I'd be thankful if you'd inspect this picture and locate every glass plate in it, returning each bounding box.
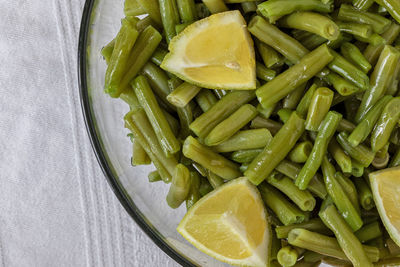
[78,0,227,266]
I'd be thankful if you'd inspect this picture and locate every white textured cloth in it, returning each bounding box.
[0,1,176,266]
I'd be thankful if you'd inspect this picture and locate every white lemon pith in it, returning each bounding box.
[370,167,400,246]
[161,10,256,90]
[177,177,270,267]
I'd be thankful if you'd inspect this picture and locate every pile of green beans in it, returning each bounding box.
[103,0,400,266]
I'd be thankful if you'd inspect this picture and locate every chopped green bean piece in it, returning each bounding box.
[296,111,342,190]
[259,183,307,225]
[182,136,241,180]
[214,129,272,152]
[245,112,306,185]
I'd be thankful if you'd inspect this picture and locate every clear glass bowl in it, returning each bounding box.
[78,0,227,266]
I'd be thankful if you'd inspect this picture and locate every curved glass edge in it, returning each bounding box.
[77,1,196,266]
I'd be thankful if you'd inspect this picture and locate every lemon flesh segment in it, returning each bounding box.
[370,167,400,247]
[161,10,256,90]
[177,177,270,267]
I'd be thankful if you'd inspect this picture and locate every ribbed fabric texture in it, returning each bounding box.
[0,0,176,266]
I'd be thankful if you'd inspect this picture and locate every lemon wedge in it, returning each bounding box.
[177,177,270,267]
[370,167,400,246]
[161,10,256,90]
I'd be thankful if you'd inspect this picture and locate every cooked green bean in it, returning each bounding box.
[305,87,334,131]
[302,34,327,50]
[195,90,217,112]
[214,129,272,152]
[288,228,379,263]
[202,0,228,13]
[132,138,151,165]
[337,22,372,39]
[176,103,193,139]
[335,172,360,213]
[248,16,308,64]
[371,97,400,152]
[257,103,277,119]
[257,45,334,108]
[277,246,298,267]
[257,0,333,24]
[166,164,191,208]
[279,12,339,41]
[267,172,316,211]
[186,171,201,210]
[385,237,400,256]
[338,4,391,34]
[387,61,400,96]
[328,139,352,173]
[101,39,115,64]
[159,0,180,43]
[245,112,306,185]
[151,47,168,66]
[270,229,281,262]
[120,87,140,109]
[231,148,263,163]
[276,218,331,239]
[321,157,363,231]
[277,108,293,124]
[182,136,241,180]
[136,16,161,33]
[205,170,224,189]
[302,251,326,263]
[240,2,257,13]
[295,111,342,190]
[175,22,190,34]
[336,132,375,167]
[275,160,327,199]
[176,0,197,23]
[256,62,276,82]
[375,0,400,24]
[338,118,356,132]
[354,221,382,243]
[283,83,307,110]
[353,0,374,11]
[328,50,369,91]
[288,141,313,164]
[389,147,400,167]
[319,205,374,267]
[324,72,360,96]
[355,33,386,46]
[213,90,228,100]
[351,159,364,177]
[148,170,162,182]
[250,117,282,135]
[204,104,258,146]
[296,83,318,118]
[190,90,255,138]
[340,42,371,74]
[349,95,393,147]
[198,177,213,196]
[124,0,146,16]
[133,76,181,156]
[142,62,177,111]
[105,19,139,98]
[124,109,178,182]
[167,82,201,108]
[354,176,375,210]
[364,23,400,66]
[374,257,400,267]
[119,26,162,95]
[195,3,211,18]
[259,183,307,225]
[255,40,283,68]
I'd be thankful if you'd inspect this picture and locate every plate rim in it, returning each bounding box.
[77,1,195,266]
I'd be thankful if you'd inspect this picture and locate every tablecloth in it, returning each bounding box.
[0,0,177,266]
